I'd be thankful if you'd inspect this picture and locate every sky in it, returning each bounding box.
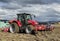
[0,0,60,22]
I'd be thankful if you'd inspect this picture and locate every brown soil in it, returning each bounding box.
[0,27,60,41]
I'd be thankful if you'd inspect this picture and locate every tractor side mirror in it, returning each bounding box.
[31,14,36,18]
[34,15,36,18]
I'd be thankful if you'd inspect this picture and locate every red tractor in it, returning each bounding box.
[8,13,54,34]
[9,13,39,34]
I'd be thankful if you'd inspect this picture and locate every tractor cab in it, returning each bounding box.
[17,13,32,25]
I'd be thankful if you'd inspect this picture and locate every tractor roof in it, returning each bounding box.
[17,13,31,15]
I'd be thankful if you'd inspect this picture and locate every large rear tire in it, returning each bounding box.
[10,22,19,33]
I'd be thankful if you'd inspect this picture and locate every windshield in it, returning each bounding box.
[26,15,32,20]
[17,14,32,21]
[18,15,24,21]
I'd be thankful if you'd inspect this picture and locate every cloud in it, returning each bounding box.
[11,0,60,4]
[0,0,60,22]
[16,4,60,21]
[0,0,13,3]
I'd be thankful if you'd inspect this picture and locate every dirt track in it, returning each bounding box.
[0,27,60,41]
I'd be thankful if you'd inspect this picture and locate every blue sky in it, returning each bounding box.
[0,0,60,22]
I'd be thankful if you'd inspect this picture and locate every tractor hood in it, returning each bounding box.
[28,20,38,25]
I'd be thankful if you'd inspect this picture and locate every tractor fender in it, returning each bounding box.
[9,20,22,27]
[28,20,38,26]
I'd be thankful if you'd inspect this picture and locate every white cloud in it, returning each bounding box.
[0,0,60,22]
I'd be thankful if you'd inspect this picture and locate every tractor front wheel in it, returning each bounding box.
[25,25,32,34]
[10,22,19,33]
[25,25,36,34]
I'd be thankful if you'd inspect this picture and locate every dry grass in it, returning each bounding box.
[0,25,60,41]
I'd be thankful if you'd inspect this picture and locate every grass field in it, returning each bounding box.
[0,24,60,41]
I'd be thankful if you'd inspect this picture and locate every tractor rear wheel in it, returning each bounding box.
[10,22,19,33]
